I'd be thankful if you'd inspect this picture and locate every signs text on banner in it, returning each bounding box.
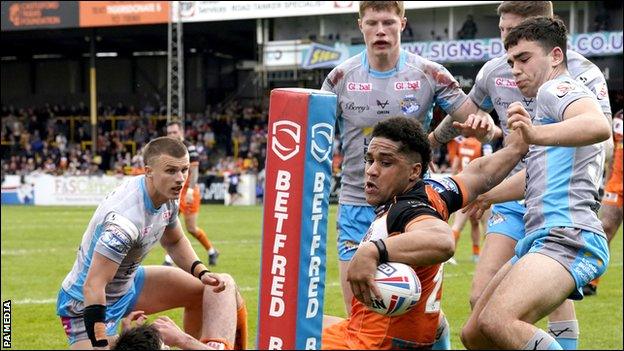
[257,88,336,350]
[265,32,623,68]
[79,1,169,28]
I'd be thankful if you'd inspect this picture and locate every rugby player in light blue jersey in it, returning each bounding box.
[431,3,612,349]
[56,137,239,350]
[461,17,611,350]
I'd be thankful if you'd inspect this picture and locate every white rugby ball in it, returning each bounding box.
[368,262,421,316]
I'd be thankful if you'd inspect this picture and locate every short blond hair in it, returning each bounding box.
[359,1,405,18]
[142,136,187,166]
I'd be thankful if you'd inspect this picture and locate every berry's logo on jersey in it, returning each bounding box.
[347,82,372,92]
[310,122,334,163]
[394,80,421,91]
[495,77,517,88]
[271,120,301,161]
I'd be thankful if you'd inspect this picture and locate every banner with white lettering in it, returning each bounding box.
[33,174,127,205]
[257,88,336,349]
[265,31,623,68]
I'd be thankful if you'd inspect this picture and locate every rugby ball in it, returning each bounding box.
[368,262,421,316]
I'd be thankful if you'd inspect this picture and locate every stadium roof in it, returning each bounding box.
[1,20,257,60]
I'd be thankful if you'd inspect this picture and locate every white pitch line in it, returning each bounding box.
[1,248,60,256]
[10,261,623,304]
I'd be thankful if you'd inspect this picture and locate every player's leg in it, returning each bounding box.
[477,253,575,349]
[546,300,579,350]
[132,266,206,338]
[584,187,622,295]
[448,210,468,265]
[461,260,514,349]
[451,210,469,244]
[336,204,376,315]
[184,186,219,265]
[199,273,238,348]
[477,227,609,349]
[469,217,481,263]
[469,202,524,308]
[234,289,248,350]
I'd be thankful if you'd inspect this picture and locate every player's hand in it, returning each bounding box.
[121,310,147,331]
[347,242,382,307]
[185,191,193,205]
[462,194,492,220]
[453,113,492,140]
[507,102,535,144]
[152,316,185,348]
[200,272,227,293]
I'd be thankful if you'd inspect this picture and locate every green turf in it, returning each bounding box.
[1,205,622,349]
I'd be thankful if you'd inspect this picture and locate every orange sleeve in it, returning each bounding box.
[449,175,470,208]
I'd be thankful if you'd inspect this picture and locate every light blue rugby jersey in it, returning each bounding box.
[322,49,468,205]
[469,50,612,176]
[524,75,605,236]
[61,175,179,302]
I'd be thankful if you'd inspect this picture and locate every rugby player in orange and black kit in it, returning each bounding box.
[165,121,219,266]
[322,116,528,349]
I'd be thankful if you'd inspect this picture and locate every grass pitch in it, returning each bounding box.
[1,204,622,349]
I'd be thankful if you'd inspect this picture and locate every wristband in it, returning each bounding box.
[84,304,109,347]
[198,269,210,281]
[372,239,389,264]
[190,260,203,276]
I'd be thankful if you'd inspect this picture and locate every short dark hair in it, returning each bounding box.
[112,324,162,350]
[497,1,553,18]
[142,136,188,166]
[504,16,568,66]
[359,1,405,18]
[371,117,431,176]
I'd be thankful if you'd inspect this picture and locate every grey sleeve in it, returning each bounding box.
[431,63,469,115]
[468,64,494,112]
[576,66,612,117]
[539,81,593,122]
[322,69,342,117]
[95,212,140,264]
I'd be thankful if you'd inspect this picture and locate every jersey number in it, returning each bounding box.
[425,265,443,313]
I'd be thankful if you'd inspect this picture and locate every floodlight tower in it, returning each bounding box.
[167,1,185,123]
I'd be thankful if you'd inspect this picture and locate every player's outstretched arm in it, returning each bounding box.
[508,99,611,146]
[152,316,212,350]
[454,130,528,204]
[462,169,526,220]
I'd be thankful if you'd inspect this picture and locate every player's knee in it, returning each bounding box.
[460,322,479,349]
[219,273,236,288]
[477,308,501,340]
